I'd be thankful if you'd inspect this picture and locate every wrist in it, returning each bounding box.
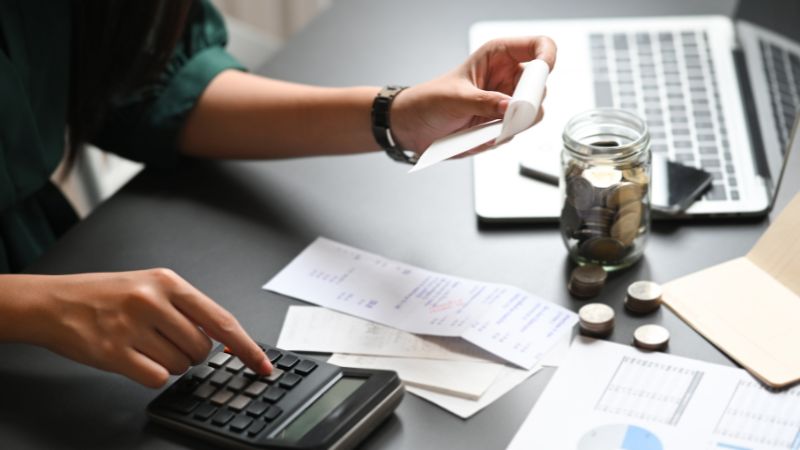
[372,85,418,163]
[388,86,417,152]
[0,275,59,346]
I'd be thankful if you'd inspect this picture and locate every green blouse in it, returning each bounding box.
[0,0,244,273]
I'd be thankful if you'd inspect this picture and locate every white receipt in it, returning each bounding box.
[337,355,542,419]
[278,306,499,362]
[327,354,503,400]
[263,237,577,369]
[409,59,550,173]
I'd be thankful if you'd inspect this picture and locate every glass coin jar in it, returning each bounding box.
[560,108,651,271]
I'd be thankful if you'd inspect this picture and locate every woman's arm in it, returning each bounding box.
[0,270,271,387]
[179,36,557,159]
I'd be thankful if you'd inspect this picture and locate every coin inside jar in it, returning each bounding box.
[579,303,615,336]
[561,204,582,237]
[611,212,641,247]
[605,182,644,209]
[633,324,670,350]
[624,281,663,314]
[567,176,595,210]
[622,166,649,185]
[579,236,627,262]
[582,166,623,189]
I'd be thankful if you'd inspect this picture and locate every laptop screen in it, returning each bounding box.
[735,0,800,43]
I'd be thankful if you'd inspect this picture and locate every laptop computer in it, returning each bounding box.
[471,0,799,222]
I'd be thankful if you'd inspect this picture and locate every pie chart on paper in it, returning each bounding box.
[577,424,663,450]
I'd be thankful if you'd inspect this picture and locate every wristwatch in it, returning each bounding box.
[371,85,418,164]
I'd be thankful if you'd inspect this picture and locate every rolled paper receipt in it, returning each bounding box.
[409,59,550,173]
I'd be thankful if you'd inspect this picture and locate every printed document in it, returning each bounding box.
[507,337,800,450]
[277,306,500,362]
[263,237,577,369]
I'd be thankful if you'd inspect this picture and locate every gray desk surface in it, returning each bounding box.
[2,0,798,448]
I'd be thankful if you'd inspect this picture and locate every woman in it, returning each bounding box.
[0,0,555,388]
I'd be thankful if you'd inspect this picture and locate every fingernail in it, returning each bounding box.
[497,99,510,115]
[260,358,273,375]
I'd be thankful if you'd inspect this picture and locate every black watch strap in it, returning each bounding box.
[371,85,418,164]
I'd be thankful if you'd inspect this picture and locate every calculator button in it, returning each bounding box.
[246,400,269,417]
[294,360,317,375]
[279,373,302,389]
[210,389,235,406]
[242,367,257,379]
[212,409,235,426]
[229,415,253,432]
[209,371,233,387]
[263,386,287,403]
[276,355,299,369]
[264,368,284,383]
[247,420,267,436]
[263,405,282,422]
[227,375,249,391]
[193,404,217,421]
[244,381,268,397]
[225,357,245,372]
[265,349,282,363]
[164,396,199,414]
[228,395,252,412]
[192,383,217,400]
[208,352,231,368]
[188,365,215,381]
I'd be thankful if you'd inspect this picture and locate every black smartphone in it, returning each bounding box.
[519,153,713,215]
[649,153,713,214]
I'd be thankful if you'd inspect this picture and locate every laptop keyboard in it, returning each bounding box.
[759,40,800,154]
[590,30,736,201]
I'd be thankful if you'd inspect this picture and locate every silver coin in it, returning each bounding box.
[567,176,595,210]
[568,264,607,299]
[560,204,581,237]
[627,281,663,303]
[582,166,622,189]
[633,324,670,350]
[571,264,607,286]
[579,303,615,335]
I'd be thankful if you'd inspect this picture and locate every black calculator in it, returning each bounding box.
[148,343,403,449]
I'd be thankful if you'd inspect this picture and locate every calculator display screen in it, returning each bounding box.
[276,377,364,442]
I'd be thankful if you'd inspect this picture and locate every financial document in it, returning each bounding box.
[508,337,800,450]
[326,354,503,400]
[277,306,500,362]
[264,237,577,369]
[279,306,570,417]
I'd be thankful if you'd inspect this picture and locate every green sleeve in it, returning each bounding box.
[92,0,246,167]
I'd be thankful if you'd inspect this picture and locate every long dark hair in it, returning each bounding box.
[68,0,193,155]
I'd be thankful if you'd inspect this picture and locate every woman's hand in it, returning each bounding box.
[0,270,271,388]
[391,36,556,154]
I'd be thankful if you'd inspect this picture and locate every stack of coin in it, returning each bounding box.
[568,264,607,298]
[624,281,663,314]
[561,158,649,265]
[633,324,670,351]
[578,303,615,337]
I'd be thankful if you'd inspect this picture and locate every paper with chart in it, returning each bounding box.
[508,337,800,450]
[264,237,577,369]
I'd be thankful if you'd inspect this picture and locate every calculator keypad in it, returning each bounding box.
[149,343,342,443]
